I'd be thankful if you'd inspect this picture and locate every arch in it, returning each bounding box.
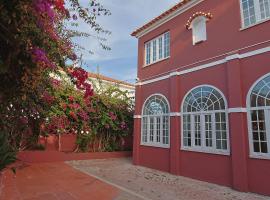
[141,94,170,148]
[142,93,170,116]
[247,72,270,109]
[246,73,270,158]
[181,85,229,154]
[181,85,228,113]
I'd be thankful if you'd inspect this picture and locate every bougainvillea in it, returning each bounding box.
[0,0,111,168]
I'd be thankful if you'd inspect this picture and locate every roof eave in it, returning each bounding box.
[131,0,204,38]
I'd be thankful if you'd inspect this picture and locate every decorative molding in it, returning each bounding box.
[136,108,248,117]
[133,115,142,119]
[137,46,270,86]
[228,108,247,113]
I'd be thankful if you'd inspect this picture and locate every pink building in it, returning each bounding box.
[131,0,270,196]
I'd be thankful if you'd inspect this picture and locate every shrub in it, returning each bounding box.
[0,132,17,172]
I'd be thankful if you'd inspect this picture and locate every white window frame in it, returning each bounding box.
[240,0,270,28]
[247,73,270,159]
[141,94,170,148]
[180,85,230,155]
[144,32,170,67]
[191,16,207,45]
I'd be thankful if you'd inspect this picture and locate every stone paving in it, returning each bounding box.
[68,158,270,200]
[1,158,270,200]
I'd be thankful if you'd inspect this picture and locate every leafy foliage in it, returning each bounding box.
[42,74,134,152]
[0,132,17,172]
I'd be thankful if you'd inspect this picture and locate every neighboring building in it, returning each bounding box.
[88,72,135,101]
[132,0,270,196]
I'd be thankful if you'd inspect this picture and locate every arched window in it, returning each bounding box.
[247,74,270,158]
[191,16,207,45]
[181,86,229,154]
[142,94,170,148]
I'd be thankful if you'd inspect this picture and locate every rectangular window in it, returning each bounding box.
[144,32,170,66]
[241,0,270,27]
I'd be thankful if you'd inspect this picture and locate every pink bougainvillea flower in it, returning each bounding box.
[68,96,75,102]
[31,47,56,69]
[109,112,117,120]
[51,78,61,87]
[42,91,55,104]
[120,121,127,130]
[78,110,89,121]
[69,103,81,109]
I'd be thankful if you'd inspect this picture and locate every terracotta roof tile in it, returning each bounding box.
[88,72,135,88]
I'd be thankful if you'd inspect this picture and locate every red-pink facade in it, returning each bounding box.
[132,0,270,196]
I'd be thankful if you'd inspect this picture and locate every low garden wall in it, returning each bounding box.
[18,151,132,163]
[17,134,133,163]
[38,134,133,152]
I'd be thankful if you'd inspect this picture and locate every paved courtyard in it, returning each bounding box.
[68,158,270,200]
[1,158,269,200]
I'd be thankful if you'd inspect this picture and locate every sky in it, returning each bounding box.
[72,0,179,83]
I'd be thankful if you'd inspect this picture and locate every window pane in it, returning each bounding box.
[142,117,148,142]
[153,40,157,62]
[205,114,213,147]
[164,32,170,58]
[259,0,270,20]
[194,115,201,146]
[156,117,161,142]
[158,37,163,59]
[163,116,169,144]
[242,0,256,27]
[150,117,154,142]
[146,43,151,65]
[183,115,191,147]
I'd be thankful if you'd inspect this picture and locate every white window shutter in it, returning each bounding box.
[191,16,207,45]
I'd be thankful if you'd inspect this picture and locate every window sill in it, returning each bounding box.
[249,153,270,160]
[240,18,270,31]
[140,143,170,149]
[181,147,230,156]
[143,56,170,68]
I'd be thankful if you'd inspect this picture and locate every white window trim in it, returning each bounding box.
[239,0,270,29]
[144,32,170,67]
[247,73,270,159]
[180,85,231,155]
[141,93,170,148]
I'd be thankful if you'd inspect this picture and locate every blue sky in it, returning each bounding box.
[72,0,179,83]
